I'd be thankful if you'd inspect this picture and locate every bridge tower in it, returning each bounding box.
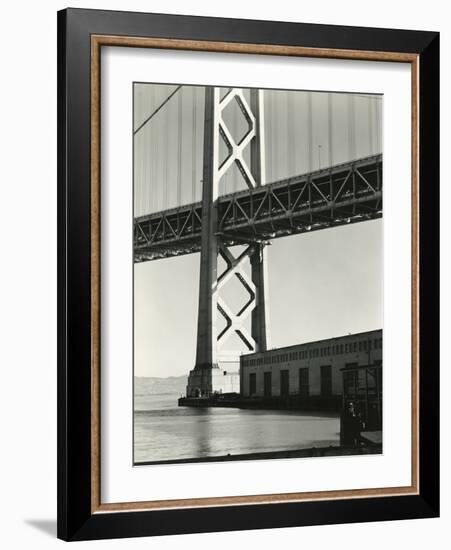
[186,87,271,397]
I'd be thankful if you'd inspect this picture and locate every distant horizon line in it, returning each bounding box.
[135,374,187,379]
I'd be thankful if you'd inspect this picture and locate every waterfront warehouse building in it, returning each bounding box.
[240,330,382,407]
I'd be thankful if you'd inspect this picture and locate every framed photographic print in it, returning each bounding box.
[57,8,439,541]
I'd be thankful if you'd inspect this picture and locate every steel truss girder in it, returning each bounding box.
[134,154,382,262]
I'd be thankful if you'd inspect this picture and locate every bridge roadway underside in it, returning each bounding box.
[134,154,382,262]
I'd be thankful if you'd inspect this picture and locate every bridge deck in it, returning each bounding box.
[134,154,382,262]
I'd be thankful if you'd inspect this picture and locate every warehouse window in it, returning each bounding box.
[321,365,332,396]
[299,367,309,397]
[280,370,289,397]
[264,371,272,397]
[249,373,257,396]
[343,363,359,395]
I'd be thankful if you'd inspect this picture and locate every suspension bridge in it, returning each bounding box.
[133,84,382,398]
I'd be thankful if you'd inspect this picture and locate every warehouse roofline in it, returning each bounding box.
[241,328,383,358]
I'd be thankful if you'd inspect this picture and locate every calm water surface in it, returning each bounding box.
[134,385,340,463]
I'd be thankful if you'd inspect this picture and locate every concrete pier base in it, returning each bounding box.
[186,367,239,397]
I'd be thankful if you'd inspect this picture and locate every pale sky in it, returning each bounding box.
[133,84,383,378]
[134,84,382,215]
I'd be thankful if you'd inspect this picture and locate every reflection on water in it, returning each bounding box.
[134,390,340,464]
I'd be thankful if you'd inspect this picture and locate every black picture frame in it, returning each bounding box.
[57,7,439,541]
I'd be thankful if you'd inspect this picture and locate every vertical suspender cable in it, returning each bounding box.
[153,88,159,213]
[307,92,313,173]
[192,87,197,202]
[163,86,169,210]
[177,87,183,207]
[293,90,300,176]
[148,85,155,214]
[348,94,356,161]
[328,93,334,167]
[375,97,381,154]
[266,91,272,183]
[134,86,142,217]
[143,87,148,215]
[288,91,295,176]
[135,84,185,214]
[136,85,143,216]
[275,92,281,179]
[367,96,373,156]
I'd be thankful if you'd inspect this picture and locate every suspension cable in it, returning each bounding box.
[153,89,159,212]
[133,85,182,136]
[148,86,155,214]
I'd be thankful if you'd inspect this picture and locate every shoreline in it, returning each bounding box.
[178,394,342,412]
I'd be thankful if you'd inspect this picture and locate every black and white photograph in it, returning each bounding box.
[0,0,444,546]
[133,83,383,465]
